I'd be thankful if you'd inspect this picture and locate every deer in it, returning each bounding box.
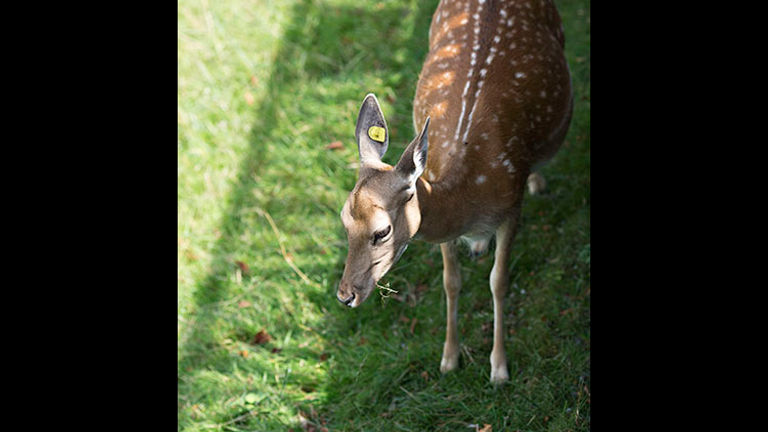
[337,0,573,384]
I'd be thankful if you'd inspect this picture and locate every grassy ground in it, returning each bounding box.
[178,0,590,430]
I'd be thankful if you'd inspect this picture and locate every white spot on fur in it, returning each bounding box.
[515,71,525,79]
[502,159,515,173]
[454,79,472,141]
[476,175,487,184]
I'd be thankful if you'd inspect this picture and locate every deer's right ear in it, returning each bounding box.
[355,93,389,163]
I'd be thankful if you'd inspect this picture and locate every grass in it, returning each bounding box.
[178,0,590,430]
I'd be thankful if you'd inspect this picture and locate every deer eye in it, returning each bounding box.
[373,225,391,244]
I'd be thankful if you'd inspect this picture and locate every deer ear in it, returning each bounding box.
[355,93,389,163]
[396,117,429,184]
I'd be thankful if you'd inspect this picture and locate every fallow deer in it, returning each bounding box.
[337,0,572,384]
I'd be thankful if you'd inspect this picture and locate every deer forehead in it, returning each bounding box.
[342,173,403,228]
[342,197,391,237]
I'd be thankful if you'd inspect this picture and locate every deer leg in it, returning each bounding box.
[527,172,547,195]
[489,210,520,384]
[440,241,462,373]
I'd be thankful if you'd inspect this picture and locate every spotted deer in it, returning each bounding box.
[337,0,572,383]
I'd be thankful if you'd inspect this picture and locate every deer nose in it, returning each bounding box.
[337,292,355,307]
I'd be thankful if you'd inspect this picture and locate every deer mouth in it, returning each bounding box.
[348,280,380,308]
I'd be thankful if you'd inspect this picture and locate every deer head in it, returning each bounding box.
[337,94,430,307]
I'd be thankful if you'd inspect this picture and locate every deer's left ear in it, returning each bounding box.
[396,117,429,185]
[355,93,389,163]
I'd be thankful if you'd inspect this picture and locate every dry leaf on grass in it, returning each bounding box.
[244,91,255,105]
[235,261,250,273]
[238,300,252,308]
[253,329,271,345]
[325,140,343,150]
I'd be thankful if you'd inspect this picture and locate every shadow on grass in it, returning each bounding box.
[179,0,440,427]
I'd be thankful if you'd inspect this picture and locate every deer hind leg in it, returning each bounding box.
[527,172,547,195]
[489,210,520,383]
[440,241,462,373]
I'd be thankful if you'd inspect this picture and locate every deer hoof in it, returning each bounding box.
[490,365,509,384]
[440,353,459,373]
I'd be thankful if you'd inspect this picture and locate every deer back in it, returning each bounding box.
[412,0,572,239]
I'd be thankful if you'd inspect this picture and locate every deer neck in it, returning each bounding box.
[412,177,468,243]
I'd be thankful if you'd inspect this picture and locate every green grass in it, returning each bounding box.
[178,0,590,430]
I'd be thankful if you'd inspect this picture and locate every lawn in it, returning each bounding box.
[178,0,590,430]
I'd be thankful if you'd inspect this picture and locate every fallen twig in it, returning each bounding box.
[377,281,398,299]
[254,207,316,287]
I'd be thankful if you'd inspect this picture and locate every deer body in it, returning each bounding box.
[414,0,571,244]
[338,0,572,384]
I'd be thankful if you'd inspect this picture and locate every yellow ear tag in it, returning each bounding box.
[368,126,386,143]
